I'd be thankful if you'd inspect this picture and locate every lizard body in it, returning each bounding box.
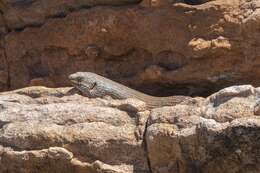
[69,72,191,108]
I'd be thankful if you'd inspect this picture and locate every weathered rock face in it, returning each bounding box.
[0,40,8,91]
[0,0,142,31]
[146,85,260,173]
[0,86,150,173]
[0,85,259,173]
[0,0,259,96]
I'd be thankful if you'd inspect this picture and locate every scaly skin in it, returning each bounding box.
[69,72,191,108]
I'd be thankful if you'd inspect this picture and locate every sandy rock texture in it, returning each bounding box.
[0,85,259,173]
[146,85,260,173]
[0,86,150,173]
[0,0,259,96]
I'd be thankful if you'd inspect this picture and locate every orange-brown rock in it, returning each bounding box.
[0,0,260,97]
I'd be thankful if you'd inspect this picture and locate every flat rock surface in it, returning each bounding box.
[0,85,259,173]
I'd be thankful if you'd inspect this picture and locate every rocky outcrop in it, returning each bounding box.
[0,0,141,32]
[146,85,260,173]
[0,86,149,173]
[0,0,259,96]
[0,85,259,173]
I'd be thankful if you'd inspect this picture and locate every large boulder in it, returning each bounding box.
[146,85,260,173]
[0,86,149,173]
[0,85,259,172]
[0,0,259,97]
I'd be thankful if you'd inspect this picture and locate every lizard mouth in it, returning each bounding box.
[70,79,81,87]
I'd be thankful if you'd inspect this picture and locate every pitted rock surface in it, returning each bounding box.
[0,85,259,172]
[0,0,260,97]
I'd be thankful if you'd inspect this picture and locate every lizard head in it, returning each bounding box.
[69,72,99,97]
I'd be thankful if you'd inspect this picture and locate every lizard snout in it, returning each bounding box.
[69,73,84,84]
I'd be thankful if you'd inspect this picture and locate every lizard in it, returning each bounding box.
[69,72,192,108]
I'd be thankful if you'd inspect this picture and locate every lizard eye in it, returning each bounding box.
[76,76,84,83]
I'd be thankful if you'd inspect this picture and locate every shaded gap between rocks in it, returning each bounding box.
[2,37,10,90]
[183,0,211,5]
[142,119,153,173]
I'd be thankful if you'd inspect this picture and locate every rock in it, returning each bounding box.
[0,146,120,173]
[1,86,74,98]
[0,86,149,173]
[98,97,147,113]
[0,85,260,172]
[1,0,141,31]
[92,160,134,173]
[188,36,232,58]
[84,44,101,59]
[0,0,260,97]
[48,147,74,160]
[254,100,260,115]
[0,40,8,91]
[146,85,260,173]
[204,85,257,122]
[207,85,255,106]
